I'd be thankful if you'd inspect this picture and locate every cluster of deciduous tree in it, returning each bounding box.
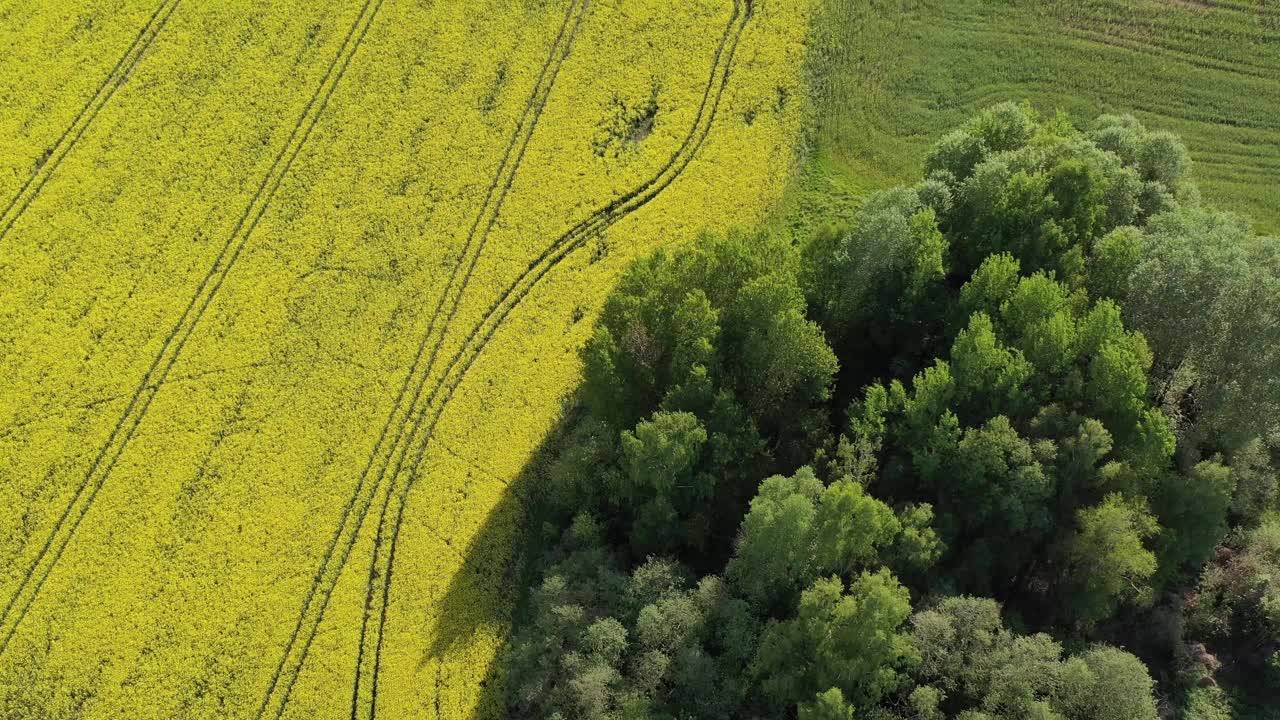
[498,104,1280,719]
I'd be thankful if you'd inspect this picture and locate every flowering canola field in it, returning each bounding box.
[0,1,813,718]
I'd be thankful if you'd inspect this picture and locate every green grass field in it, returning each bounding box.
[796,0,1280,234]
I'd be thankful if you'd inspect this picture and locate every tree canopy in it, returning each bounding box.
[499,103,1280,720]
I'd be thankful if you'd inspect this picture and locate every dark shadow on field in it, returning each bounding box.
[423,408,579,720]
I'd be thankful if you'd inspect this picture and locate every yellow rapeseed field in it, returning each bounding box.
[0,1,813,718]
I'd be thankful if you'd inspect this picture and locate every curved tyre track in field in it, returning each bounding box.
[0,0,182,244]
[253,2,586,718]
[0,0,386,659]
[357,2,749,716]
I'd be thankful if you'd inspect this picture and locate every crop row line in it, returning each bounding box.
[0,0,182,244]
[0,0,385,658]
[349,0,594,713]
[253,2,587,718]
[357,2,749,718]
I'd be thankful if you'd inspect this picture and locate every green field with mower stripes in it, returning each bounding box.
[0,1,812,717]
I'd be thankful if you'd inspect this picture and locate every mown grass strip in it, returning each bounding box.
[0,0,385,659]
[0,0,181,244]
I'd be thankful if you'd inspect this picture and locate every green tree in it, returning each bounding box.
[1121,207,1280,456]
[907,596,1159,719]
[909,595,1007,702]
[854,258,1173,607]
[1056,646,1159,720]
[1151,459,1235,576]
[732,269,838,454]
[726,467,931,613]
[582,229,837,549]
[943,116,1143,282]
[1230,439,1279,527]
[798,688,857,720]
[619,411,709,556]
[1065,494,1159,626]
[804,185,950,383]
[754,571,917,712]
[725,467,826,611]
[925,102,1039,181]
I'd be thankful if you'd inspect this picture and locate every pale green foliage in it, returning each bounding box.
[726,467,934,612]
[1181,686,1234,720]
[908,685,946,720]
[925,102,1039,181]
[506,545,747,720]
[754,571,917,711]
[910,596,1007,700]
[1122,207,1280,453]
[940,110,1147,282]
[1056,646,1159,720]
[798,688,857,720]
[1067,494,1159,624]
[908,596,1158,720]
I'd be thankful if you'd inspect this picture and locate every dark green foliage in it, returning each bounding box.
[803,186,949,381]
[500,106,1279,719]
[619,411,710,555]
[584,229,835,459]
[1151,460,1235,578]
[1230,440,1280,528]
[579,230,837,560]
[858,259,1173,609]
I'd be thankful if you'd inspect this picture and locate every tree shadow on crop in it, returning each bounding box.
[421,409,579,720]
